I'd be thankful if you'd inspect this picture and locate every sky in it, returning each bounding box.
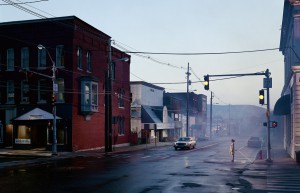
[0,0,285,109]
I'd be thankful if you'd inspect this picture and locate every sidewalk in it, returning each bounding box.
[0,142,174,168]
[253,145,296,165]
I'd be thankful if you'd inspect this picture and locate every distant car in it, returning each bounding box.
[247,137,262,148]
[174,137,196,150]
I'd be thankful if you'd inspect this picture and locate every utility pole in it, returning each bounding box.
[186,63,191,137]
[105,39,113,153]
[37,44,57,156]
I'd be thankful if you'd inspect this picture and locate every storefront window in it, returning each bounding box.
[15,125,31,144]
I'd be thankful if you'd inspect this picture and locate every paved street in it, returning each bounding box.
[0,137,299,193]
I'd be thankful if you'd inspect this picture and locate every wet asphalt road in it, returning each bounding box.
[0,138,261,193]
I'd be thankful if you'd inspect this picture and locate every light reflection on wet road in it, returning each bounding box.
[0,138,261,193]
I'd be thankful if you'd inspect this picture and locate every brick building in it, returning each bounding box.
[0,16,131,151]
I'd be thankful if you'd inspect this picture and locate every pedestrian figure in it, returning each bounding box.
[230,139,235,162]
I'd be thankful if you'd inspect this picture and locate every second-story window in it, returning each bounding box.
[7,80,14,104]
[77,47,82,70]
[21,80,29,103]
[56,45,64,68]
[38,79,48,103]
[56,78,64,103]
[111,62,115,80]
[118,89,125,108]
[86,50,91,72]
[21,47,29,70]
[81,77,98,114]
[38,48,46,68]
[7,48,14,71]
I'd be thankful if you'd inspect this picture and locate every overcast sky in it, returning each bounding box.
[0,0,284,108]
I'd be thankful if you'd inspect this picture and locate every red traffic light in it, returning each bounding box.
[271,121,278,128]
[52,94,56,105]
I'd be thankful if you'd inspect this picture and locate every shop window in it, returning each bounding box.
[38,79,48,103]
[56,45,64,67]
[21,47,29,70]
[15,125,31,145]
[21,80,29,103]
[38,48,47,68]
[47,123,64,145]
[7,80,14,104]
[81,78,98,113]
[7,48,14,71]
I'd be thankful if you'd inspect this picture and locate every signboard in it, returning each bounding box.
[263,78,272,88]
[53,83,58,92]
[15,139,31,144]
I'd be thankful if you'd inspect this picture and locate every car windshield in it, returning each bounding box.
[178,137,190,141]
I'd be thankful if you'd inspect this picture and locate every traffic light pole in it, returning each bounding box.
[204,69,272,162]
[266,73,272,162]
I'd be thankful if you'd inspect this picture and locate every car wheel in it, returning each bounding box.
[174,147,177,151]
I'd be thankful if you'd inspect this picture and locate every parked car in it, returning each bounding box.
[174,137,196,150]
[247,136,262,148]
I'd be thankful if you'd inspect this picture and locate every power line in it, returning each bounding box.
[0,0,47,5]
[124,48,279,56]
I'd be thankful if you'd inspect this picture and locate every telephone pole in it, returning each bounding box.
[186,63,191,137]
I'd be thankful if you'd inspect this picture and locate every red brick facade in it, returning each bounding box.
[0,16,131,151]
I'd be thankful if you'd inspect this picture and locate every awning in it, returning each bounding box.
[273,94,291,115]
[14,108,62,121]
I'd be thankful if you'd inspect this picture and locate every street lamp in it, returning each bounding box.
[105,39,129,153]
[37,44,58,156]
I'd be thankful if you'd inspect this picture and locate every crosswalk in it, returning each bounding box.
[267,168,300,192]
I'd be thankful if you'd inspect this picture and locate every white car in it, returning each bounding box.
[174,137,196,150]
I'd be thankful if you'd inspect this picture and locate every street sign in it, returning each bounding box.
[263,78,272,88]
[53,83,58,92]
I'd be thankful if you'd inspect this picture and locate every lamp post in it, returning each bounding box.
[37,44,57,156]
[105,39,129,153]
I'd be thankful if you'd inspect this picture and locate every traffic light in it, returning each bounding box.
[204,75,209,90]
[259,89,264,105]
[52,94,56,105]
[271,121,278,128]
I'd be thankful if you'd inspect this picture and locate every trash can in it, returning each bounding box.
[295,151,300,163]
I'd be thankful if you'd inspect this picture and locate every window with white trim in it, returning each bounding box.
[81,78,98,113]
[21,47,29,70]
[7,48,14,71]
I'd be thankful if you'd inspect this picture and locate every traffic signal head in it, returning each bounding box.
[272,121,278,128]
[259,89,264,105]
[204,75,209,90]
[52,94,56,105]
